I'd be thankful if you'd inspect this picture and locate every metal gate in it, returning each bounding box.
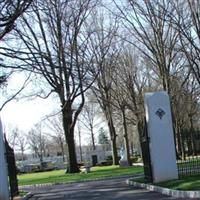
[139,119,153,182]
[5,137,19,199]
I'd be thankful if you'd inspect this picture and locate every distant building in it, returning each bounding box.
[16,144,112,171]
[76,144,112,166]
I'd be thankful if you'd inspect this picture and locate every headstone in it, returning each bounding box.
[144,91,178,183]
[0,118,9,200]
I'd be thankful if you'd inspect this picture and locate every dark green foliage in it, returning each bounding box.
[98,127,110,145]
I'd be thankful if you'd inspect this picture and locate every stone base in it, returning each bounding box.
[80,166,91,173]
[119,160,129,167]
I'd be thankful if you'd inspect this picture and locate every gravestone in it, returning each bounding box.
[0,118,9,200]
[144,91,178,183]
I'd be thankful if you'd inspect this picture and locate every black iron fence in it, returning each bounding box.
[176,130,200,177]
[139,119,153,182]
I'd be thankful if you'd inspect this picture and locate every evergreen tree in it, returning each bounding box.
[98,127,110,145]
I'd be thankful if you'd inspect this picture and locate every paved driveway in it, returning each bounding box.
[25,178,188,200]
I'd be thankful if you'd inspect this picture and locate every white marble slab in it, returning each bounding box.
[144,91,178,183]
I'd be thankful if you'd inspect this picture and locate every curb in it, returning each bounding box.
[127,179,200,199]
[22,192,33,200]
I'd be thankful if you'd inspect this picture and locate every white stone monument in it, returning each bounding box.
[144,91,178,183]
[119,148,129,167]
[0,118,9,200]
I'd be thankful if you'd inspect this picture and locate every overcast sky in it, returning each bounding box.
[0,74,104,147]
[1,97,57,133]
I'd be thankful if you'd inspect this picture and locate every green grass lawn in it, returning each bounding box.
[18,165,143,186]
[156,175,200,191]
[132,175,200,191]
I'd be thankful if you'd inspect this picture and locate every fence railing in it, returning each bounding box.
[177,130,200,176]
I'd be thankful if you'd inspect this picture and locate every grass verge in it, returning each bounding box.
[132,174,200,191]
[18,165,143,186]
[156,175,200,191]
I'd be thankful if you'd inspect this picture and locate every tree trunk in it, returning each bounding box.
[21,149,24,162]
[66,133,79,173]
[190,117,196,155]
[39,153,43,169]
[171,112,179,159]
[122,108,131,166]
[130,142,134,157]
[108,118,118,165]
[180,130,186,160]
[62,108,79,173]
[60,140,65,162]
[90,125,96,150]
[78,127,83,162]
[177,125,186,160]
[176,127,182,159]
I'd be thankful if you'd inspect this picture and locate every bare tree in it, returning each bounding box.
[6,127,27,161]
[0,0,33,109]
[114,0,181,95]
[88,11,121,165]
[169,72,200,158]
[110,45,148,165]
[28,124,46,167]
[43,113,66,162]
[172,0,200,85]
[114,0,196,158]
[111,72,132,165]
[0,0,101,173]
[16,131,27,161]
[0,73,31,111]
[0,0,32,40]
[6,127,19,149]
[77,121,83,162]
[0,0,32,88]
[92,56,119,164]
[150,0,200,157]
[79,100,99,150]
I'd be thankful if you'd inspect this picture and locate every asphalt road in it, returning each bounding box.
[25,178,188,200]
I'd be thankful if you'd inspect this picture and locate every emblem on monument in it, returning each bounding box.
[155,108,165,119]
